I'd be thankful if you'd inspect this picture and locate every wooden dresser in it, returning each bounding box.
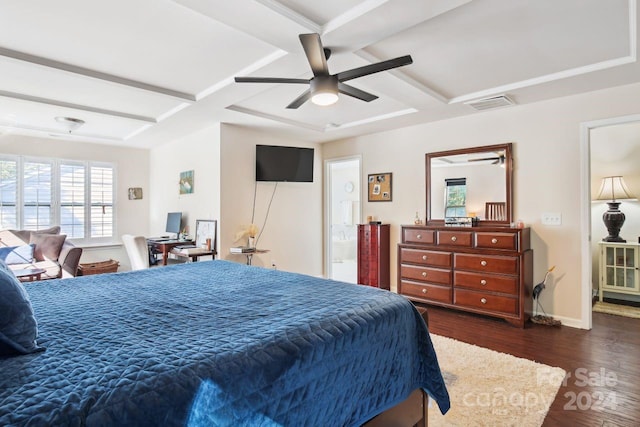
[397,225,533,327]
[357,224,390,290]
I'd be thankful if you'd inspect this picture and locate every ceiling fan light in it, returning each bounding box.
[311,91,339,106]
[310,75,339,106]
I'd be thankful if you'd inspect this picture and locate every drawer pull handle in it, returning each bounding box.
[480,279,487,285]
[422,255,428,260]
[417,234,422,239]
[480,260,487,266]
[481,298,487,304]
[451,236,457,242]
[421,272,427,277]
[491,238,498,244]
[422,288,428,294]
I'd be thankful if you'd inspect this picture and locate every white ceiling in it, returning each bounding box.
[0,0,637,148]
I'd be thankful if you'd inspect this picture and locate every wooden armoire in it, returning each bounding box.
[357,223,390,290]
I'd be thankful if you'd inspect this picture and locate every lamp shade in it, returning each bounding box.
[595,176,636,201]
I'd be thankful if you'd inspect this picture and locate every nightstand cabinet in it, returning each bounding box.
[357,224,390,290]
[398,225,533,327]
[598,242,640,302]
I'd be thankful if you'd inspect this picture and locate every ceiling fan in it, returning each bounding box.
[468,153,506,165]
[234,33,413,109]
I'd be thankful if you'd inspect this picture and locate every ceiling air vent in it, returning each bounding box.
[465,95,514,111]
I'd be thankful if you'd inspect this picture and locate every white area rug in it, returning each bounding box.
[428,334,566,427]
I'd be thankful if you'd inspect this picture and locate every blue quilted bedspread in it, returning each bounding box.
[0,260,449,426]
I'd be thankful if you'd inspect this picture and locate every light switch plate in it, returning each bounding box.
[541,212,562,226]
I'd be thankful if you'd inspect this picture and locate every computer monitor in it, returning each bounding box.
[165,212,182,238]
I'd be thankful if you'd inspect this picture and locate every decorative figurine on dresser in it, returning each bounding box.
[397,143,534,327]
[357,223,390,290]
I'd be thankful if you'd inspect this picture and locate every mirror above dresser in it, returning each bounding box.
[426,143,513,226]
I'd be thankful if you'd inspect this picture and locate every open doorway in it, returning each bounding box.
[581,114,640,329]
[590,122,640,306]
[325,157,361,283]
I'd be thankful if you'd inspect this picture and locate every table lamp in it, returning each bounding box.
[594,176,636,242]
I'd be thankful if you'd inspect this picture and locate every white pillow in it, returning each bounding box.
[0,244,35,265]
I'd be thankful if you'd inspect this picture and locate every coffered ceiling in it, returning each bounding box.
[0,0,637,148]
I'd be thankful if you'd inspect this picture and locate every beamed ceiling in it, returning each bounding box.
[0,0,638,148]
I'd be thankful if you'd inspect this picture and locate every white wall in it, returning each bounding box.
[322,81,640,327]
[219,124,323,275]
[0,134,150,269]
[149,123,221,253]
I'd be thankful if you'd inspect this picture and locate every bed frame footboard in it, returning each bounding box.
[361,389,427,427]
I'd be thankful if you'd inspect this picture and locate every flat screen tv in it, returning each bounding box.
[256,145,314,182]
[165,212,182,236]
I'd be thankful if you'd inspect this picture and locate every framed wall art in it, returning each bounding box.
[368,172,392,202]
[127,187,143,200]
[179,170,194,195]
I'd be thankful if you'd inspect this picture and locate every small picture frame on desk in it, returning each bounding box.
[195,219,217,252]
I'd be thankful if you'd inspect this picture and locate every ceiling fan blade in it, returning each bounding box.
[299,33,329,76]
[337,55,413,82]
[468,157,499,162]
[286,89,312,109]
[234,77,309,84]
[338,82,378,102]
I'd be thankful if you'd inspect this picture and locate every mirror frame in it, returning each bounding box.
[425,142,513,226]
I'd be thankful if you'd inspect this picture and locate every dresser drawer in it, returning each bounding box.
[400,248,451,267]
[400,264,451,285]
[400,280,452,304]
[403,228,434,244]
[454,253,518,275]
[454,271,518,295]
[437,230,472,247]
[454,288,518,315]
[475,232,517,250]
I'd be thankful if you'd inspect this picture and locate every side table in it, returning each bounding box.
[170,248,216,262]
[13,267,46,282]
[231,249,269,265]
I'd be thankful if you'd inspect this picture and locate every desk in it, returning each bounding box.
[147,239,194,266]
[13,268,46,282]
[170,248,216,262]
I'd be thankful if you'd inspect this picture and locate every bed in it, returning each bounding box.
[1,260,450,426]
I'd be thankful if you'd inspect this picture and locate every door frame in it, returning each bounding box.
[324,155,362,279]
[580,113,640,329]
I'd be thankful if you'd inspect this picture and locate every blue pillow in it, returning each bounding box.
[0,267,43,355]
[0,244,35,265]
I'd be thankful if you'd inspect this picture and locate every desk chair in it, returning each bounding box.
[122,234,150,270]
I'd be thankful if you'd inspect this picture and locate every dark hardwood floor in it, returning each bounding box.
[423,305,640,427]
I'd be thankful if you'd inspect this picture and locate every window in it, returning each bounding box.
[60,163,85,238]
[90,166,114,238]
[23,160,53,230]
[444,177,467,218]
[0,155,115,243]
[0,159,17,229]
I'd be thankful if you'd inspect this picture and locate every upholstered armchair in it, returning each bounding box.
[0,226,83,279]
